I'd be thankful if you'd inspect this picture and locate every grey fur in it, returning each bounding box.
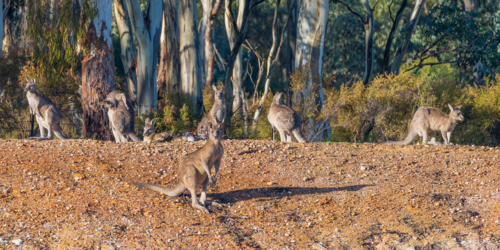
[197,85,226,137]
[267,92,306,143]
[384,105,464,146]
[135,122,225,213]
[24,77,68,140]
[100,91,141,143]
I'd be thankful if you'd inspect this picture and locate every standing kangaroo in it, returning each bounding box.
[134,122,224,213]
[268,92,306,143]
[384,104,464,146]
[197,85,226,137]
[143,118,172,143]
[100,91,141,143]
[24,77,68,140]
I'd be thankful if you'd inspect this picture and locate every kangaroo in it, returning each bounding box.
[143,118,172,143]
[24,77,68,140]
[134,122,224,213]
[197,85,226,137]
[384,104,464,146]
[267,92,306,143]
[100,91,141,143]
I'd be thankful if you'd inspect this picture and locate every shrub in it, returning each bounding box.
[150,92,197,134]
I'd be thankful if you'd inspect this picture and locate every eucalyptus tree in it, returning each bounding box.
[179,0,205,116]
[114,0,138,106]
[337,0,379,85]
[390,0,426,74]
[124,0,163,114]
[157,0,181,96]
[295,0,331,141]
[81,0,117,140]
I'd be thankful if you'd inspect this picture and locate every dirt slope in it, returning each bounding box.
[0,139,499,249]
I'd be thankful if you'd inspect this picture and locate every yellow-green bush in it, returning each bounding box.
[323,71,500,146]
[150,93,197,134]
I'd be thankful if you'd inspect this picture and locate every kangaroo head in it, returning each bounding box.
[448,104,464,122]
[208,120,224,140]
[24,77,37,92]
[212,85,224,100]
[143,118,156,136]
[273,92,283,105]
[99,97,117,109]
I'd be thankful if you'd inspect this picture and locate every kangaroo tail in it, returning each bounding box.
[292,128,307,143]
[127,132,142,142]
[53,123,69,140]
[134,182,185,197]
[382,129,418,146]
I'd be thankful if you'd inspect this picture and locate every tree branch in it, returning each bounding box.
[337,0,366,24]
[250,0,266,10]
[405,60,458,73]
[388,0,394,22]
[371,0,379,12]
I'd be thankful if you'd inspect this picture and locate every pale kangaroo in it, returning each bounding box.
[385,104,464,146]
[143,118,172,143]
[24,77,68,140]
[197,85,226,137]
[100,91,141,143]
[268,92,306,143]
[134,122,224,213]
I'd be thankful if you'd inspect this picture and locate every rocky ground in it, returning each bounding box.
[0,138,499,249]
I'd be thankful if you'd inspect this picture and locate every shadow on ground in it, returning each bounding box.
[209,185,373,202]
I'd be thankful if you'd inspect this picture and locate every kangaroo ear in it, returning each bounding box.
[448,104,453,111]
[151,118,156,125]
[212,85,217,92]
[25,77,30,83]
[456,105,462,109]
[145,118,150,124]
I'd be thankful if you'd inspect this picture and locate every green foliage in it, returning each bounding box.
[322,70,500,146]
[411,4,500,76]
[0,50,30,138]
[27,0,96,79]
[152,93,197,133]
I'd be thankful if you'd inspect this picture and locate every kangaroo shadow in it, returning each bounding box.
[208,184,373,202]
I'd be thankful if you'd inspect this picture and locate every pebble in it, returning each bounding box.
[11,239,23,246]
[73,173,85,181]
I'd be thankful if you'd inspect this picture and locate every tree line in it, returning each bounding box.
[0,0,498,142]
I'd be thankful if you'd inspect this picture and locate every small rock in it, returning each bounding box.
[267,181,275,185]
[167,238,175,242]
[285,233,290,236]
[303,177,310,181]
[11,239,23,246]
[73,173,85,181]
[360,166,366,171]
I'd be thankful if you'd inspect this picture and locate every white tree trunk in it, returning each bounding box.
[199,0,211,86]
[295,0,330,141]
[157,0,181,95]
[179,0,205,116]
[224,0,247,117]
[390,0,426,75]
[114,0,138,106]
[124,0,163,114]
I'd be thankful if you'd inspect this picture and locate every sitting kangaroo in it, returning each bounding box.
[100,91,141,143]
[143,118,172,143]
[24,77,68,140]
[135,122,224,213]
[384,104,464,146]
[267,92,306,143]
[197,85,226,137]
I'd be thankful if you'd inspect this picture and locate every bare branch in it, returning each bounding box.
[405,60,458,73]
[371,0,380,12]
[388,0,395,22]
[337,0,366,24]
[250,0,266,10]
